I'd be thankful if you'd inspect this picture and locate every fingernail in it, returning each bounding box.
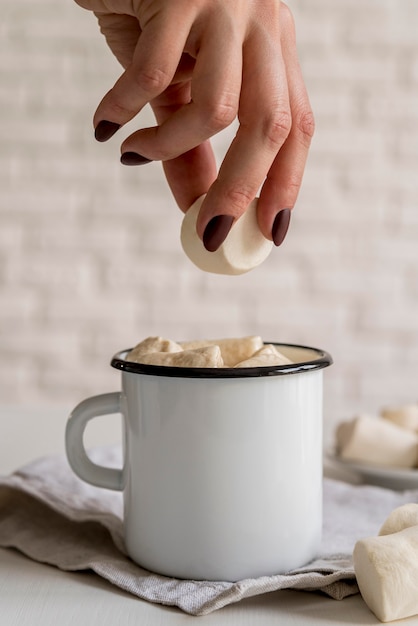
[203,215,235,252]
[94,120,120,142]
[272,208,291,246]
[120,152,152,166]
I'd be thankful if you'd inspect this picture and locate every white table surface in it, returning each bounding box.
[1,405,417,626]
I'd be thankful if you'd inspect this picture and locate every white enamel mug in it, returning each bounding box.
[65,342,332,582]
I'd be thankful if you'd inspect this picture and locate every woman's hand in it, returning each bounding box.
[76,0,314,250]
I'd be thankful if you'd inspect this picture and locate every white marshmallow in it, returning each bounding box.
[180,195,273,275]
[138,345,224,368]
[354,505,418,622]
[180,336,264,367]
[379,503,418,536]
[127,336,182,362]
[336,415,418,468]
[234,344,293,368]
[381,405,418,433]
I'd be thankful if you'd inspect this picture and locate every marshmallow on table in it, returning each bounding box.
[379,503,418,536]
[381,404,418,433]
[336,414,418,468]
[180,195,273,275]
[354,504,418,622]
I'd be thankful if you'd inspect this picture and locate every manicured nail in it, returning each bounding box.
[120,152,152,166]
[272,208,291,246]
[203,215,235,252]
[94,120,120,142]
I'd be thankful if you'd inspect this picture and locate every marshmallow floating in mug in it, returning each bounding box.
[180,195,273,275]
[126,335,293,368]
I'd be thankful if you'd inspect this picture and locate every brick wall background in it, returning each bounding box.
[1,0,417,443]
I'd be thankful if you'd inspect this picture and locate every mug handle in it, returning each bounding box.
[65,392,123,491]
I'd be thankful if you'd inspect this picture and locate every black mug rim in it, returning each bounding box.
[111,342,333,379]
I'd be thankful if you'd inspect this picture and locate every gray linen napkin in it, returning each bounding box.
[1,446,417,616]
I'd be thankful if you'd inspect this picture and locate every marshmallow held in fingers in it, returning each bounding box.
[354,505,418,623]
[336,415,418,468]
[180,195,273,275]
[381,404,418,433]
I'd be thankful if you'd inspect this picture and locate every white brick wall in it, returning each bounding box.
[1,0,418,444]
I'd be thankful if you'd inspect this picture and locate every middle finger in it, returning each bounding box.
[195,19,291,239]
[120,16,243,161]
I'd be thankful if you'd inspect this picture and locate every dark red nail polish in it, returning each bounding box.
[94,120,120,142]
[203,215,235,252]
[272,209,291,246]
[120,152,152,166]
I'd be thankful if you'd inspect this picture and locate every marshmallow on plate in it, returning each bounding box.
[381,404,418,433]
[336,414,418,468]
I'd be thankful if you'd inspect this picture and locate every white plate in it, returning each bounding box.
[326,454,418,491]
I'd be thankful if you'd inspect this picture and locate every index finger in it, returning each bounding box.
[119,16,243,163]
[93,7,195,130]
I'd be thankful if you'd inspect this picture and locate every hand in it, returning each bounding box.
[76,0,314,250]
